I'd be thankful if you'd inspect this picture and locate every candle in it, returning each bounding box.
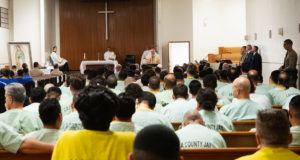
[83,53,86,60]
[98,52,100,61]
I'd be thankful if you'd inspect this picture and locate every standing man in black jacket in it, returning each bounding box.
[250,46,262,76]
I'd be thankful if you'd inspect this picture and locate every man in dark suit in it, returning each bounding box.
[250,46,262,75]
[243,45,253,65]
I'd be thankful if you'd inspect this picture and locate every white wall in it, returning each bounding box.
[13,0,41,66]
[156,0,194,69]
[246,0,300,83]
[193,0,246,61]
[44,0,57,63]
[0,0,9,66]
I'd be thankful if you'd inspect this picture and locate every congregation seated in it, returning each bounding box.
[132,92,173,132]
[174,71,185,85]
[156,74,177,106]
[50,64,63,76]
[129,125,180,160]
[288,95,300,147]
[51,85,136,160]
[196,88,234,132]
[25,98,63,144]
[29,62,44,77]
[109,93,135,132]
[219,77,264,120]
[23,87,46,114]
[176,110,226,148]
[162,84,195,122]
[188,80,202,108]
[255,70,280,97]
[115,69,128,92]
[268,71,290,105]
[237,109,300,159]
[0,83,43,134]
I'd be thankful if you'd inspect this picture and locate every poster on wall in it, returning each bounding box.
[0,7,9,29]
[8,42,32,70]
[168,41,190,73]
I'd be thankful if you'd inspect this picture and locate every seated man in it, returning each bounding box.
[109,93,135,132]
[288,95,300,147]
[47,87,62,99]
[0,83,43,133]
[220,77,264,120]
[148,76,164,113]
[156,74,177,106]
[184,64,198,87]
[52,85,136,160]
[51,46,69,72]
[132,92,173,133]
[176,110,226,148]
[128,125,181,160]
[247,70,272,109]
[145,48,160,65]
[203,74,231,106]
[29,62,44,77]
[25,98,63,144]
[107,74,121,95]
[50,64,63,76]
[268,71,289,105]
[255,70,280,96]
[162,84,195,122]
[188,80,202,108]
[196,88,234,132]
[60,74,86,117]
[0,121,53,154]
[237,109,300,159]
[218,67,239,100]
[216,70,228,92]
[24,87,46,114]
[140,70,156,92]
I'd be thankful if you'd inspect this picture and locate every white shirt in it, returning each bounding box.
[176,124,226,149]
[23,103,40,114]
[250,93,272,109]
[104,51,116,61]
[188,98,198,109]
[140,50,151,67]
[51,52,67,67]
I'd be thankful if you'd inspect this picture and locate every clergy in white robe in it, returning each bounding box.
[51,47,67,67]
[145,48,160,64]
[140,48,151,67]
[176,110,226,149]
[104,47,116,61]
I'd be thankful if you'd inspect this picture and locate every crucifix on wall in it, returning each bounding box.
[97,2,115,41]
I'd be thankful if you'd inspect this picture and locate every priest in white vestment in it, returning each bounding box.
[145,48,160,65]
[50,46,69,72]
[104,47,117,61]
[140,47,151,67]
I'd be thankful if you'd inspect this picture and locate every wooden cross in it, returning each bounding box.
[97,2,115,40]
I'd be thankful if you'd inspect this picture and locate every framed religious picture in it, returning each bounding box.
[8,42,33,70]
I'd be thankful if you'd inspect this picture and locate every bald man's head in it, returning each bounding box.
[233,77,251,98]
[183,110,204,127]
[124,77,136,89]
[248,70,259,85]
[164,74,176,90]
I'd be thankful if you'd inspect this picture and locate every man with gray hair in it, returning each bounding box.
[176,110,226,149]
[220,77,264,120]
[0,83,43,133]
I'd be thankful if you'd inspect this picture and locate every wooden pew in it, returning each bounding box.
[171,122,182,130]
[272,105,283,109]
[181,148,300,160]
[220,132,256,147]
[233,120,255,131]
[0,150,51,160]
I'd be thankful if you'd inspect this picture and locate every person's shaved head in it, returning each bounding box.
[248,70,259,85]
[124,77,136,89]
[233,77,250,98]
[148,76,160,90]
[107,75,118,88]
[164,74,176,90]
[183,110,204,126]
[289,95,300,124]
